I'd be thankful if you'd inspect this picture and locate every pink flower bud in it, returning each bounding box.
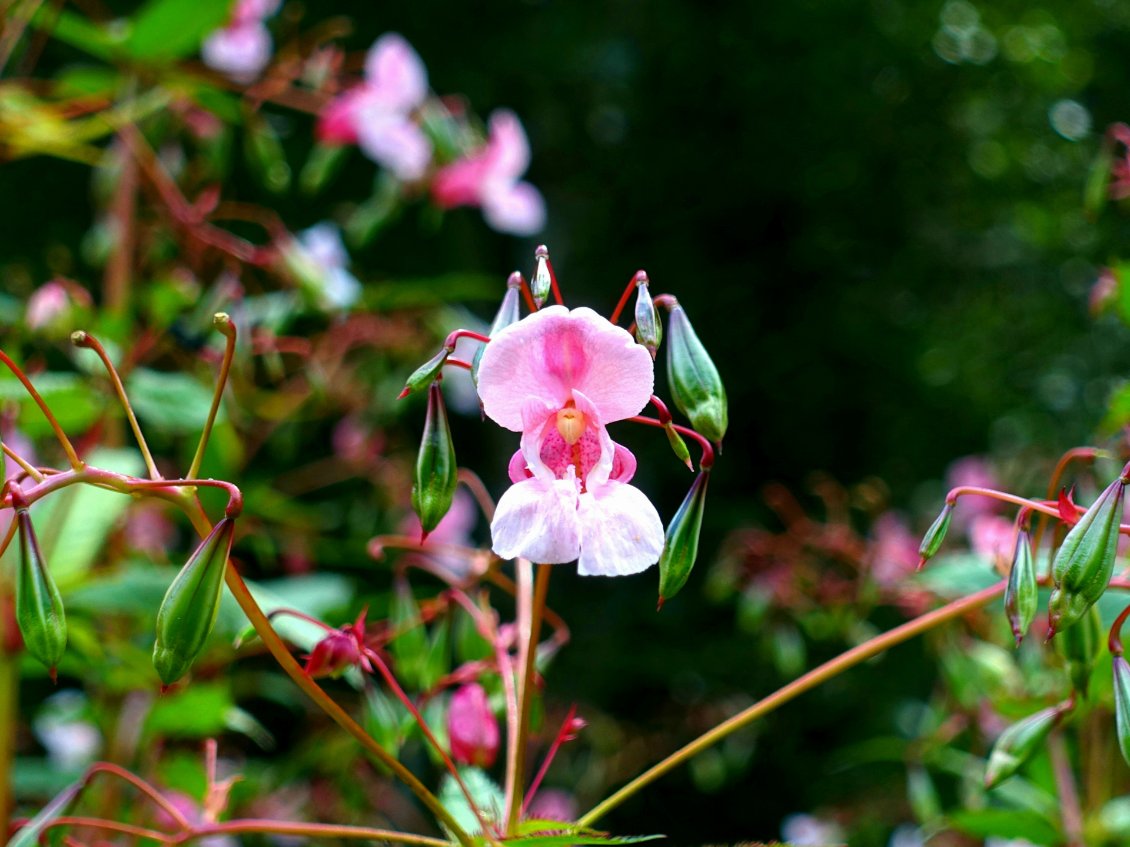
[304,627,362,679]
[447,682,499,768]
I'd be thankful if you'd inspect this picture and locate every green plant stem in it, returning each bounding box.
[506,562,551,834]
[187,314,236,480]
[170,496,475,847]
[0,350,83,469]
[184,821,453,846]
[577,579,1007,827]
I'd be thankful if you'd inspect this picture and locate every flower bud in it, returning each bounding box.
[1048,475,1127,636]
[411,382,458,539]
[304,627,363,678]
[1054,603,1103,697]
[665,304,727,443]
[984,703,1068,789]
[664,423,693,471]
[917,502,954,569]
[1004,527,1037,646]
[1115,655,1130,766]
[15,509,66,679]
[447,682,499,768]
[658,470,710,607]
[633,273,661,359]
[472,272,523,387]
[399,348,451,399]
[531,245,554,308]
[153,518,236,686]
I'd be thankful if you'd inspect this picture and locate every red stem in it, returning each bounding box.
[627,415,715,469]
[1111,603,1130,656]
[610,271,646,325]
[521,704,579,816]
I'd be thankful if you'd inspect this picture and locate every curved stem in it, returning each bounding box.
[2,445,42,482]
[0,349,82,469]
[184,821,451,846]
[72,332,160,480]
[188,314,237,480]
[576,579,1007,826]
[627,415,714,470]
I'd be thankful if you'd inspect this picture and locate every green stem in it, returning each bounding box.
[576,580,1007,827]
[185,821,453,846]
[187,314,236,480]
[506,562,551,834]
[0,604,16,838]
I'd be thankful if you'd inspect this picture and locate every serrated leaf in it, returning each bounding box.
[438,767,503,835]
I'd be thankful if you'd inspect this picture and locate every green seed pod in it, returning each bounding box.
[665,303,728,444]
[664,423,693,471]
[1048,475,1127,636]
[1055,603,1103,697]
[1005,527,1037,646]
[531,245,553,308]
[984,703,1068,789]
[411,381,458,538]
[1114,656,1130,765]
[633,273,662,359]
[917,502,954,568]
[658,470,710,607]
[153,518,235,686]
[472,272,523,387]
[399,347,452,399]
[15,509,66,678]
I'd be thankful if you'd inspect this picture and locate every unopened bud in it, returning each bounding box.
[399,347,452,399]
[1055,603,1103,697]
[1005,528,1037,646]
[658,470,710,606]
[664,423,693,471]
[1048,474,1127,636]
[633,273,661,358]
[153,518,236,686]
[1114,655,1130,765]
[304,627,362,678]
[984,703,1069,789]
[917,502,954,569]
[666,304,727,443]
[531,245,554,308]
[411,382,458,538]
[473,273,523,387]
[447,682,499,768]
[15,509,66,678]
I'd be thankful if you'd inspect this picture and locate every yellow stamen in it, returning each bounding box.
[556,406,586,446]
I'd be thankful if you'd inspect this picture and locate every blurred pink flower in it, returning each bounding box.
[969,514,1015,564]
[526,788,576,822]
[26,278,91,333]
[945,455,1001,525]
[447,682,499,768]
[317,34,432,181]
[432,110,545,235]
[869,512,919,587]
[476,306,662,575]
[399,488,479,577]
[201,0,280,82]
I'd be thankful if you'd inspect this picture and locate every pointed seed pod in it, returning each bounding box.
[1055,603,1103,697]
[15,509,66,678]
[472,272,523,387]
[399,347,452,399]
[664,423,693,471]
[917,502,954,569]
[633,272,662,359]
[1005,527,1037,646]
[1114,656,1130,766]
[658,470,710,607]
[531,245,554,308]
[153,518,236,686]
[411,381,458,538]
[1048,474,1127,636]
[984,703,1069,789]
[665,303,728,443]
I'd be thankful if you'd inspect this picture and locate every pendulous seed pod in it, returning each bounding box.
[658,470,710,607]
[917,502,954,568]
[1048,474,1127,636]
[633,272,662,359]
[984,702,1070,789]
[665,303,728,444]
[411,381,458,538]
[398,347,452,399]
[15,508,66,679]
[1054,603,1103,697]
[153,517,236,687]
[1114,655,1130,766]
[530,245,554,308]
[1005,527,1037,646]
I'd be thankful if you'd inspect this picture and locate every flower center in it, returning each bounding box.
[555,405,586,445]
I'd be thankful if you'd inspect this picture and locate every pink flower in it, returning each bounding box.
[476,306,663,576]
[317,34,431,181]
[447,682,499,768]
[969,514,1015,564]
[432,110,546,235]
[201,0,280,82]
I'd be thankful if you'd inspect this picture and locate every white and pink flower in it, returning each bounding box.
[317,34,432,181]
[201,0,280,82]
[476,306,663,576]
[432,109,546,236]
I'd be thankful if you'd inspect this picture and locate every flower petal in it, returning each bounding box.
[356,115,431,181]
[364,33,428,113]
[576,482,664,576]
[478,307,654,431]
[491,476,582,564]
[483,110,531,182]
[201,22,271,81]
[482,180,546,235]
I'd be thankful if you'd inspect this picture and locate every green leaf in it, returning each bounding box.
[125,0,233,61]
[389,581,428,689]
[125,367,221,435]
[143,680,233,737]
[29,8,122,61]
[438,767,503,835]
[0,372,103,438]
[505,823,664,846]
[948,808,1060,845]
